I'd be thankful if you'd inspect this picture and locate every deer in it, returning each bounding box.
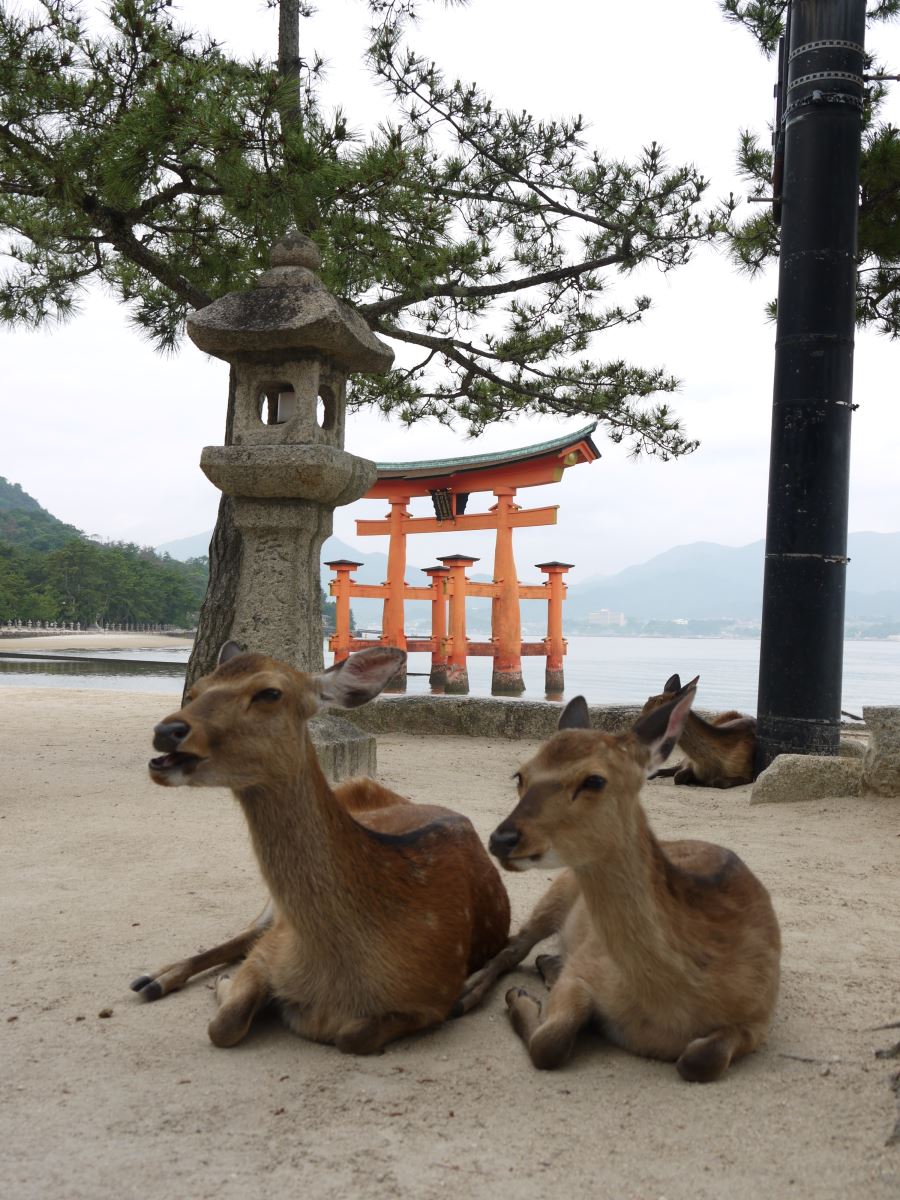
[457,684,781,1082]
[132,642,511,1053]
[640,673,757,788]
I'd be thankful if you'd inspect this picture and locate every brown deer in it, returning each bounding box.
[458,685,780,1082]
[641,673,757,788]
[133,642,510,1053]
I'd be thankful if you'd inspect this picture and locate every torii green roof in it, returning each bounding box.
[375,422,599,478]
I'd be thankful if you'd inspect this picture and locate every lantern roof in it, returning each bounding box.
[186,232,394,374]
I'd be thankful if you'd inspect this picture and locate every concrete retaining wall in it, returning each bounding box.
[334,695,645,740]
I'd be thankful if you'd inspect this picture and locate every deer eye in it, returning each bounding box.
[580,774,606,793]
[252,688,282,704]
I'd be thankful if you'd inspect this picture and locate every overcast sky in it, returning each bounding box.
[3,0,899,581]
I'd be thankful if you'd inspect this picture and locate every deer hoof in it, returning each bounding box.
[130,976,163,1002]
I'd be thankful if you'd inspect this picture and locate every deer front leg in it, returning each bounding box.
[208,954,272,1048]
[535,953,563,987]
[130,900,274,1002]
[673,765,699,786]
[455,870,579,1015]
[506,974,594,1070]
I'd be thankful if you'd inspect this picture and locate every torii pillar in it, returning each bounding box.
[440,553,478,694]
[422,565,450,686]
[491,488,525,694]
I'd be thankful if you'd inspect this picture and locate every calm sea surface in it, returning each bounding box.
[1,636,898,713]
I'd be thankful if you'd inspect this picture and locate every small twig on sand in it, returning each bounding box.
[777,1052,834,1065]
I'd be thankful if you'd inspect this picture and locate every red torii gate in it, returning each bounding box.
[326,424,599,695]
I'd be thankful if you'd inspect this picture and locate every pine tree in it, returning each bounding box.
[0,1,731,680]
[720,1,900,333]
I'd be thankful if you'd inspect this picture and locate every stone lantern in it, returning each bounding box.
[186,232,393,673]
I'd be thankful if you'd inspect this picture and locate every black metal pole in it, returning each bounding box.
[756,0,866,771]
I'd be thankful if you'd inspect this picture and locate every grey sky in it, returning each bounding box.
[2,0,898,581]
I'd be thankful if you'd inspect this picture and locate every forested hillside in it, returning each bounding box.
[0,477,207,626]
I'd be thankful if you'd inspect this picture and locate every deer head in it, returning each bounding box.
[640,673,699,719]
[149,643,406,789]
[488,686,696,872]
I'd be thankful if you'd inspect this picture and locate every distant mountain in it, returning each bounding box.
[0,478,207,625]
[0,475,84,552]
[154,529,212,560]
[567,532,900,622]
[159,527,900,625]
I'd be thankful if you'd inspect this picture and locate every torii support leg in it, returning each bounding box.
[441,555,476,694]
[538,562,572,696]
[424,566,449,687]
[326,559,360,664]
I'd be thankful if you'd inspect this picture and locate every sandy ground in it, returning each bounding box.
[2,672,900,1200]
[0,632,193,652]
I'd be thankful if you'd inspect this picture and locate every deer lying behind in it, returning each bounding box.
[134,643,510,1053]
[641,673,757,788]
[458,685,780,1082]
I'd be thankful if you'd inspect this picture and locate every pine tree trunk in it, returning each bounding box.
[184,1,304,696]
[184,367,241,695]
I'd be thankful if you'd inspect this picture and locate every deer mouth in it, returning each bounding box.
[495,851,537,872]
[148,751,205,781]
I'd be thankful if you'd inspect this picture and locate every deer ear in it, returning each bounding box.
[316,647,406,709]
[632,684,696,774]
[558,696,590,731]
[218,640,244,666]
[664,673,681,693]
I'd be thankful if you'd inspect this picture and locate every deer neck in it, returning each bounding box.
[233,731,376,943]
[573,808,686,987]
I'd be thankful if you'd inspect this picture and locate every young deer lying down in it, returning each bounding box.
[641,673,757,788]
[458,685,780,1082]
[134,643,510,1053]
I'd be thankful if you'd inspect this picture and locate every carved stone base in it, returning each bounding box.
[310,714,376,783]
[863,706,900,796]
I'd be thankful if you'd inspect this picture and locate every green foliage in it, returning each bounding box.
[0,0,732,457]
[0,476,44,513]
[719,1,900,56]
[0,475,207,624]
[721,0,900,335]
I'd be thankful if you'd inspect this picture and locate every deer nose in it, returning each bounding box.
[153,720,191,753]
[489,826,521,858]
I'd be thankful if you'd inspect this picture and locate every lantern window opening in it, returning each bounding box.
[317,384,337,431]
[257,382,296,426]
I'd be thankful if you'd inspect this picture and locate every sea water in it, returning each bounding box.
[0,636,897,714]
